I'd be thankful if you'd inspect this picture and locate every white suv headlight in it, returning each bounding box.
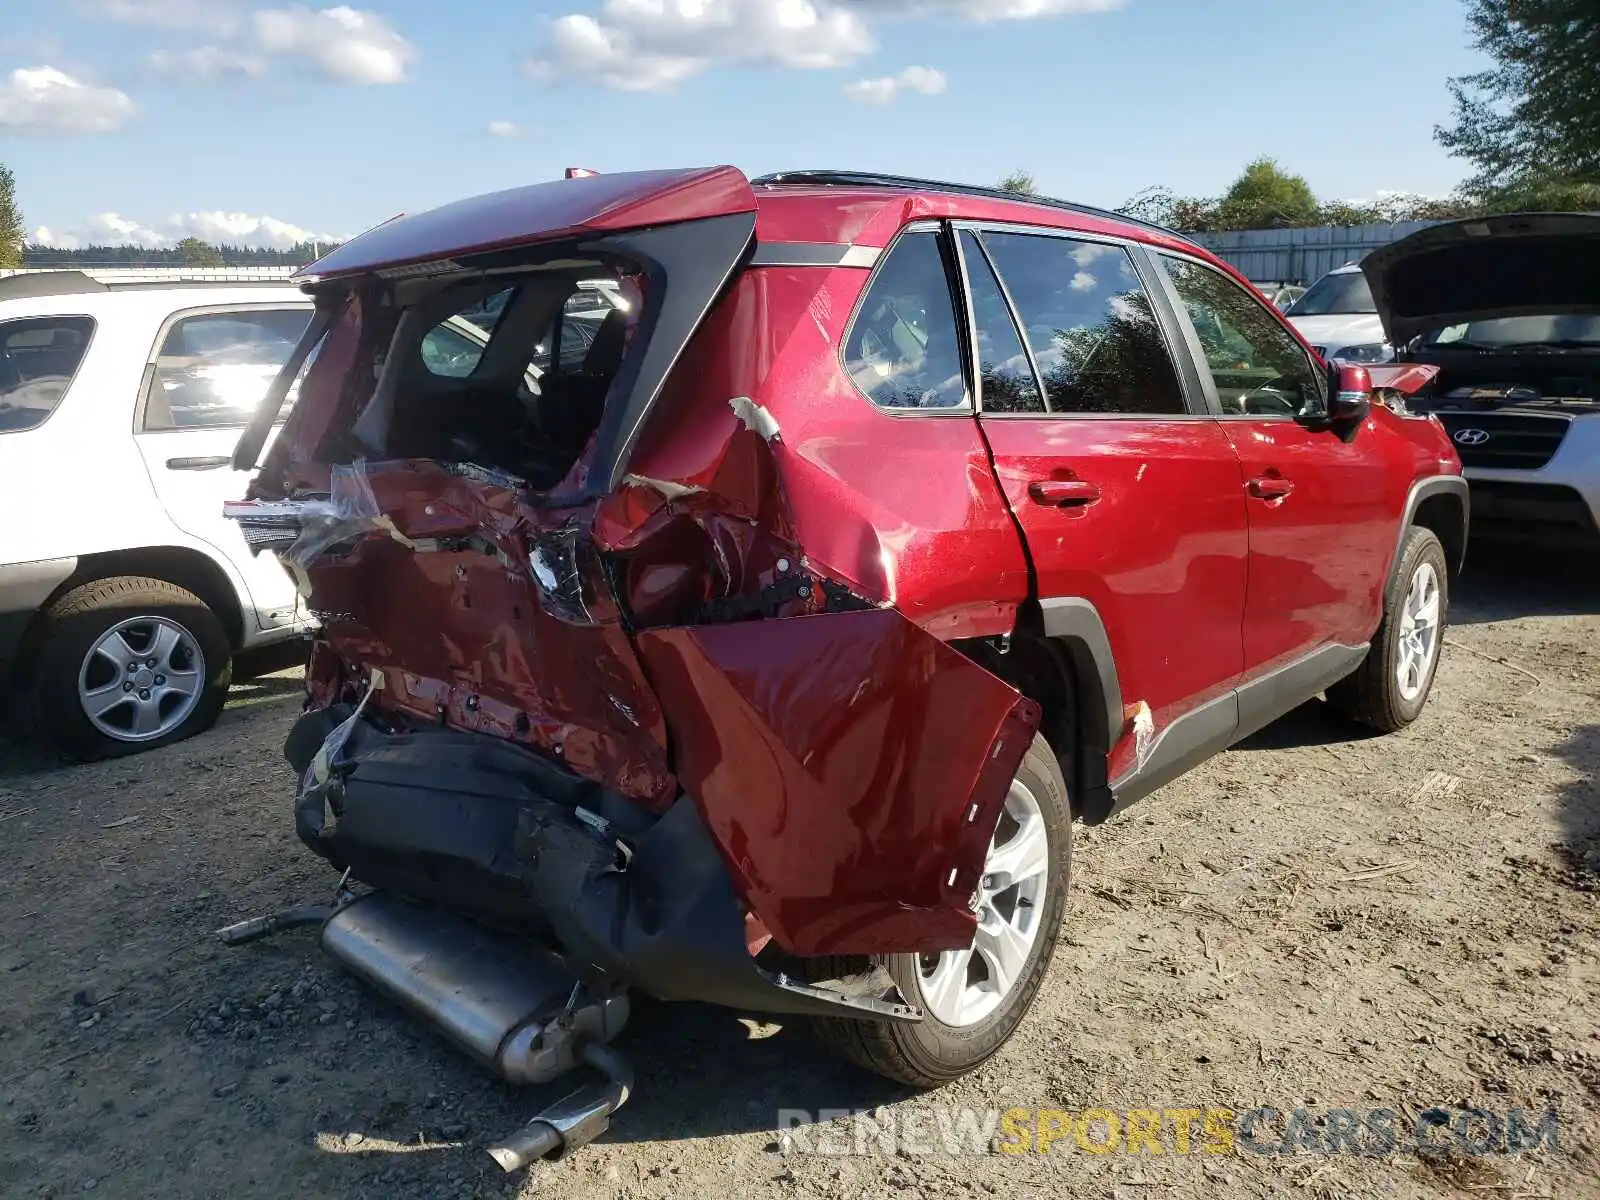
[1331,342,1395,364]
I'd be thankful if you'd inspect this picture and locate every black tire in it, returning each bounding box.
[1327,526,1449,733]
[29,576,232,761]
[808,733,1071,1088]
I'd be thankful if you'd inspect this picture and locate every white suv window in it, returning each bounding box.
[143,308,312,431]
[0,316,96,434]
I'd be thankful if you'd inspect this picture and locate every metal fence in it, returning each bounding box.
[1189,221,1446,285]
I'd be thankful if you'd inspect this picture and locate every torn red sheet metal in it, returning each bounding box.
[287,459,679,808]
[1367,363,1440,395]
[637,610,1041,955]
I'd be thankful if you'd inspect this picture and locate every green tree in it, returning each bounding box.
[1117,185,1219,232]
[997,170,1037,197]
[1213,157,1319,229]
[1437,0,1600,203]
[0,163,23,270]
[175,236,225,266]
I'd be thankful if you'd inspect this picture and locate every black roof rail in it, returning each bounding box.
[750,170,1195,246]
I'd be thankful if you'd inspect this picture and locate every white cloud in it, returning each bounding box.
[1069,270,1096,290]
[0,67,135,135]
[31,226,82,250]
[34,210,343,250]
[529,0,876,91]
[486,119,522,138]
[253,5,416,84]
[530,0,1120,90]
[843,64,945,104]
[148,45,268,82]
[90,0,246,35]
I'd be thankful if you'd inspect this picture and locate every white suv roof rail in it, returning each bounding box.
[0,268,306,302]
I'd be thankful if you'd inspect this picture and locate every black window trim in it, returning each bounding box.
[0,313,99,437]
[1148,249,1330,422]
[837,219,974,417]
[950,225,1050,416]
[134,300,315,435]
[949,219,1212,421]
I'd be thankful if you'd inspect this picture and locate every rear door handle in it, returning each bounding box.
[1247,475,1294,500]
[166,455,233,471]
[1028,479,1101,508]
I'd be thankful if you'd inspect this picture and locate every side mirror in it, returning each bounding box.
[1328,363,1372,431]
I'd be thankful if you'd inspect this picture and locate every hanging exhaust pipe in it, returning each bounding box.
[221,890,635,1175]
[486,1040,634,1172]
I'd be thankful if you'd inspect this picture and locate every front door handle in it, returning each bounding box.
[166,455,233,471]
[1247,475,1294,500]
[1028,479,1101,508]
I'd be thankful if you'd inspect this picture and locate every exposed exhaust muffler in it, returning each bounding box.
[220,890,632,1172]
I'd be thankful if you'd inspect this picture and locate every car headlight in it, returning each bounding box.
[1330,342,1395,364]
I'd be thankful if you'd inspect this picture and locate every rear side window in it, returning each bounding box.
[959,231,1044,414]
[979,232,1186,416]
[844,231,966,410]
[144,308,312,431]
[0,316,95,434]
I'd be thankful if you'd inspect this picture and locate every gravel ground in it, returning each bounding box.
[0,543,1595,1200]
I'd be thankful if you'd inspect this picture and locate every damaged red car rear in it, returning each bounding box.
[223,166,1463,1172]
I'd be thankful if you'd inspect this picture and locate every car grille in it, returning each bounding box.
[1433,411,1572,470]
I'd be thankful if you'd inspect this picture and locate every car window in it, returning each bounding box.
[979,232,1185,416]
[1425,313,1600,347]
[145,308,312,431]
[1160,255,1327,417]
[959,231,1045,415]
[421,288,513,378]
[0,316,96,434]
[843,230,966,410]
[421,319,490,378]
[1285,270,1375,317]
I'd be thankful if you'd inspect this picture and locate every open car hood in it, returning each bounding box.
[1361,212,1600,346]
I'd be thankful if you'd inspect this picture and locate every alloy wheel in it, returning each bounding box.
[916,778,1050,1027]
[1396,560,1442,702]
[77,616,206,743]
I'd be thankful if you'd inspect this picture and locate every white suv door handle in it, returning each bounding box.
[166,455,232,471]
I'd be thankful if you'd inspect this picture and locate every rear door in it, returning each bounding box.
[1151,254,1394,674]
[134,304,313,634]
[956,224,1249,780]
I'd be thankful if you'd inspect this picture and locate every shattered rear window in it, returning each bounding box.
[378,270,643,490]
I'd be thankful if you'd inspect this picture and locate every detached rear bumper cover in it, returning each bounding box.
[287,607,1039,964]
[287,690,1028,1015]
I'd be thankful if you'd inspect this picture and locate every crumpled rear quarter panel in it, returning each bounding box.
[637,609,1041,956]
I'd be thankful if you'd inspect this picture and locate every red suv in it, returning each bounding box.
[225,167,1466,1169]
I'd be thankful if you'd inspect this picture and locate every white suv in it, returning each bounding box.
[0,272,313,758]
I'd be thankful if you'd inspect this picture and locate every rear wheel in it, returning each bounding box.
[29,576,232,760]
[1328,526,1448,732]
[809,733,1071,1087]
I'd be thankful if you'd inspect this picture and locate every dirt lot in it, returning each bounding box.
[1,544,1596,1200]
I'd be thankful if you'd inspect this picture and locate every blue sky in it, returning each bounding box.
[1,0,1486,250]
